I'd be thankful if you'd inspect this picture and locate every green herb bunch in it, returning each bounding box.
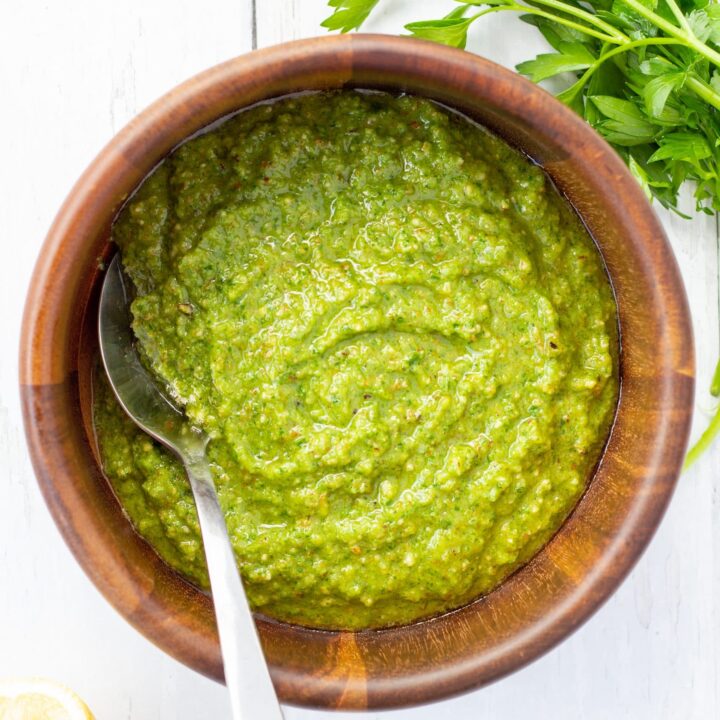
[324,0,720,217]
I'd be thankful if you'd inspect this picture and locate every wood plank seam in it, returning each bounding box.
[252,0,258,50]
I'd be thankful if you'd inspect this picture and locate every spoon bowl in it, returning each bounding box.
[98,256,206,457]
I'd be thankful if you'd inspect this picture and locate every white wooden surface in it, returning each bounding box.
[1,2,719,718]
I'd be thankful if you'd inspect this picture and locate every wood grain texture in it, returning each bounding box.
[17,35,694,711]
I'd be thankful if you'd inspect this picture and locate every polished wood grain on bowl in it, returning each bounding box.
[20,35,694,710]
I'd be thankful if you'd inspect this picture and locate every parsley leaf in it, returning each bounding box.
[649,131,712,162]
[516,42,596,81]
[321,0,381,33]
[642,71,686,116]
[405,17,475,48]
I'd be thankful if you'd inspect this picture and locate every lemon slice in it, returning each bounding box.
[0,678,94,720]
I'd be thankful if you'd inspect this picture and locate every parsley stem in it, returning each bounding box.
[620,0,720,68]
[559,38,694,106]
[684,402,720,470]
[711,357,720,397]
[685,76,720,113]
[515,0,628,43]
[494,3,621,44]
[664,0,693,35]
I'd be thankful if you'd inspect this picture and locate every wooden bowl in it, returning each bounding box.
[20,35,694,710]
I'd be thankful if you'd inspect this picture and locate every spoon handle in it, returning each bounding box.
[184,454,285,720]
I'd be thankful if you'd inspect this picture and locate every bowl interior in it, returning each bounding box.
[20,35,694,711]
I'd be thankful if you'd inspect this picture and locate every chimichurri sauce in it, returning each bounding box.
[94,90,619,630]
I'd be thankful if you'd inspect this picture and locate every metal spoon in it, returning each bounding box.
[98,254,284,720]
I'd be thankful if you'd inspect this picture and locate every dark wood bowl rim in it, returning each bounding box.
[19,35,694,710]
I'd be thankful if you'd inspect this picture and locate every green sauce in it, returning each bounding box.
[94,90,618,630]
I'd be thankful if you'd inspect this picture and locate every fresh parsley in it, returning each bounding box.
[321,0,382,32]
